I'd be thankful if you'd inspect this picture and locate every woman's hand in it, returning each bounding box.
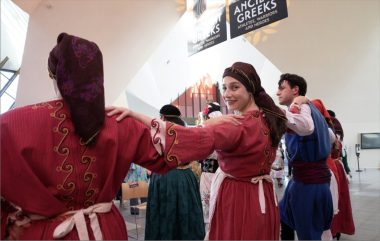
[289,96,309,113]
[292,96,309,106]
[106,106,153,127]
[106,106,133,122]
[203,115,244,127]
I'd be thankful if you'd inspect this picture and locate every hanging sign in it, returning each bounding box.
[187,0,227,56]
[229,0,288,39]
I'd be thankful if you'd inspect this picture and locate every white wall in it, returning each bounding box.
[255,0,380,169]
[16,0,180,106]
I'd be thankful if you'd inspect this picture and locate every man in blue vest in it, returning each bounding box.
[277,73,334,240]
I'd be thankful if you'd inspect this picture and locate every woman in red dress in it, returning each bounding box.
[1,33,181,240]
[108,62,288,239]
[311,99,355,239]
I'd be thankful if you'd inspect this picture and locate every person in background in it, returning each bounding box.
[312,99,341,221]
[328,109,352,178]
[0,33,185,240]
[123,163,149,215]
[144,104,205,240]
[276,74,334,240]
[198,102,222,232]
[324,109,355,239]
[107,61,288,240]
[271,143,285,188]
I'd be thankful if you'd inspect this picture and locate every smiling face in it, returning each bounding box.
[222,76,255,113]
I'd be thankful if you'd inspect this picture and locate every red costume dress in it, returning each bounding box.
[1,100,175,240]
[331,142,355,236]
[156,109,280,240]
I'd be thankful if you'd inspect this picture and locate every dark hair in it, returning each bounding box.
[163,116,186,126]
[159,104,181,117]
[159,104,186,126]
[255,91,288,146]
[327,110,336,117]
[278,73,307,96]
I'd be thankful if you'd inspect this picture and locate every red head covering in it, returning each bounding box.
[311,99,331,119]
[48,33,105,144]
[311,99,334,129]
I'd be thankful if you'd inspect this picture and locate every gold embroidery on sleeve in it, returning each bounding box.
[166,124,181,166]
[151,119,164,154]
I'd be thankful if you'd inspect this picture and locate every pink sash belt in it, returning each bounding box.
[53,202,113,240]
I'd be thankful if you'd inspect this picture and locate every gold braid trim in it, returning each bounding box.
[52,101,75,209]
[261,107,287,121]
[166,124,181,166]
[81,153,98,207]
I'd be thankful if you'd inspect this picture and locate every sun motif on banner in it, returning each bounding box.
[175,0,187,13]
[175,0,291,46]
[244,0,291,45]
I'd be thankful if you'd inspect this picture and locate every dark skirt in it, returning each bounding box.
[145,168,205,240]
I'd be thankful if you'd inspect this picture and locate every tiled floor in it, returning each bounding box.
[117,168,380,240]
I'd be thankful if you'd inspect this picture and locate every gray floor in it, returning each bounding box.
[117,168,380,240]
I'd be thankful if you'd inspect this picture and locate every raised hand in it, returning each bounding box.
[106,106,132,122]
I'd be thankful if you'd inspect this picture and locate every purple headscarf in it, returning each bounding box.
[48,33,105,145]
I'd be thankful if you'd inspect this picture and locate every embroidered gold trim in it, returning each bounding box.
[32,102,55,110]
[81,153,98,208]
[52,101,75,209]
[166,124,181,166]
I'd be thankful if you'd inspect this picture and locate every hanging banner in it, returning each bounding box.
[229,0,288,39]
[187,0,227,56]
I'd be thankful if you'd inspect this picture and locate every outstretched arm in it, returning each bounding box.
[203,114,243,127]
[106,106,153,126]
[106,106,243,127]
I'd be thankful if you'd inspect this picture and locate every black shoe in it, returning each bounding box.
[333,232,341,240]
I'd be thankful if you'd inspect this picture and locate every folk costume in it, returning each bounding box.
[0,33,178,240]
[144,105,205,240]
